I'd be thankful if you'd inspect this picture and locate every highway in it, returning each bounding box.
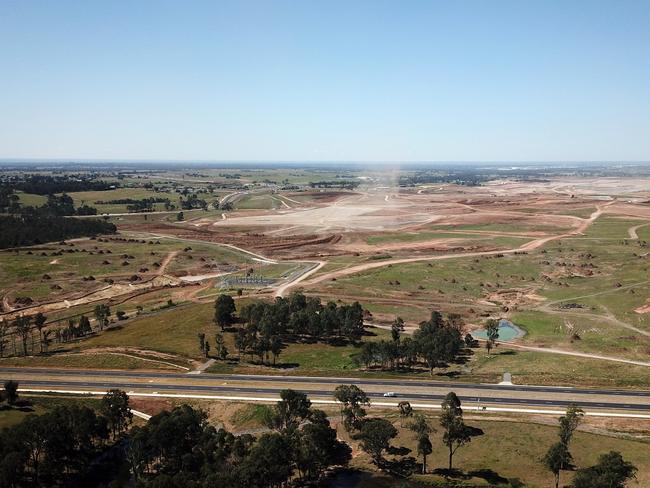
[3,367,650,415]
[2,367,649,397]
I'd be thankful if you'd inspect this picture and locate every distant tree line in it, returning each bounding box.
[0,308,113,358]
[308,180,360,189]
[94,197,174,213]
[1,190,98,217]
[0,215,116,249]
[398,172,490,187]
[0,174,115,195]
[0,187,20,213]
[24,194,97,216]
[179,194,208,210]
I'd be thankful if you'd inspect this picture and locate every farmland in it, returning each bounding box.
[2,168,650,390]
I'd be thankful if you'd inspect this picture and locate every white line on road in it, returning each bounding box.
[18,389,650,419]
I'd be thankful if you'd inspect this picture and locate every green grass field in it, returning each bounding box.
[581,216,638,238]
[347,414,650,488]
[15,192,48,207]
[0,352,178,370]
[71,302,214,359]
[234,193,282,209]
[428,221,571,234]
[0,395,102,429]
[366,231,533,248]
[65,187,195,213]
[0,233,256,307]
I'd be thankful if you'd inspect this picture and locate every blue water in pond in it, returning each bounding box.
[473,319,524,341]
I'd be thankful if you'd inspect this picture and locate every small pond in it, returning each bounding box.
[472,319,525,341]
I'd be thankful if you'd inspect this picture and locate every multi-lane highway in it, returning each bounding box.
[3,367,650,415]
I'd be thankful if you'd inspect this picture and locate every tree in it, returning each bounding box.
[42,330,52,353]
[214,294,236,331]
[559,404,584,447]
[94,304,111,331]
[544,442,573,488]
[101,389,132,439]
[214,333,229,360]
[391,316,404,343]
[270,335,282,365]
[0,319,9,358]
[197,332,205,353]
[440,392,482,471]
[177,211,184,221]
[397,401,413,426]
[357,418,398,465]
[266,389,312,431]
[78,315,92,334]
[204,340,211,358]
[34,312,47,353]
[214,332,223,354]
[297,418,351,481]
[334,385,370,431]
[235,329,246,358]
[15,414,48,485]
[412,314,463,374]
[409,413,435,474]
[408,412,432,436]
[4,380,19,406]
[538,404,585,488]
[572,451,636,488]
[14,315,32,356]
[417,434,433,474]
[243,433,294,487]
[485,319,499,355]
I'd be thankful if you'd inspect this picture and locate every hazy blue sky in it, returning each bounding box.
[1,1,649,162]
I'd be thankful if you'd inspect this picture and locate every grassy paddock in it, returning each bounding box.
[0,352,178,370]
[0,395,102,429]
[73,302,214,359]
[346,413,650,487]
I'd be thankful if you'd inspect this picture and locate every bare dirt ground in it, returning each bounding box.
[295,202,612,289]
[132,180,648,299]
[6,177,650,364]
[157,250,179,275]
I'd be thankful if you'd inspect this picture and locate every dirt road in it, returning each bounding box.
[157,251,179,275]
[298,203,614,289]
[275,261,326,297]
[629,223,650,239]
[370,322,650,368]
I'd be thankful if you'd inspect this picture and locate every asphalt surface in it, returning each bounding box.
[1,367,648,397]
[14,378,650,411]
[3,367,650,412]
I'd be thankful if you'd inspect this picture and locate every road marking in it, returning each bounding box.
[17,389,650,419]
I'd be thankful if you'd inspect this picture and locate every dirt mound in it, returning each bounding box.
[287,191,355,203]
[255,234,342,251]
[635,301,650,314]
[486,288,545,310]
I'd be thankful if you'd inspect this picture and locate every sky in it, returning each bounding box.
[1,0,649,162]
